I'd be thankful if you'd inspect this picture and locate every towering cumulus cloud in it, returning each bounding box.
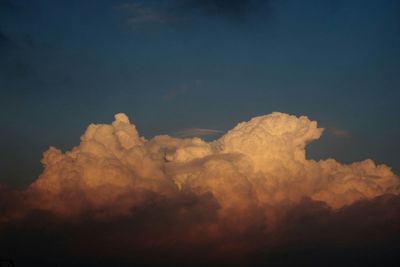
[1,112,400,266]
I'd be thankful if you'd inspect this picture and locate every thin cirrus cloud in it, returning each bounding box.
[115,0,272,25]
[115,2,166,24]
[173,127,224,138]
[330,128,352,138]
[0,112,399,266]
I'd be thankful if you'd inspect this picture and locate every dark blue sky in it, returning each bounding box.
[1,0,399,187]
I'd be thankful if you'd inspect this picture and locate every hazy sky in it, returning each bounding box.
[1,0,400,187]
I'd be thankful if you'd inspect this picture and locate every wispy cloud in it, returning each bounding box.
[163,86,188,101]
[180,0,256,21]
[330,128,352,138]
[173,128,223,138]
[114,2,166,24]
[115,0,273,26]
[163,80,202,101]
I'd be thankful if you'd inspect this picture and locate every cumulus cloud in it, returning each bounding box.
[29,112,399,213]
[1,112,399,266]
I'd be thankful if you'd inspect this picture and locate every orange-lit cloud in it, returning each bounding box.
[26,112,399,215]
[1,112,399,266]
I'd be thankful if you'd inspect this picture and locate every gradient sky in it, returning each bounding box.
[1,0,400,188]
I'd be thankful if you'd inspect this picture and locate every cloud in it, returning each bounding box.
[173,128,223,138]
[163,85,188,101]
[163,80,202,101]
[180,0,256,21]
[331,127,352,138]
[115,2,166,24]
[0,112,399,266]
[115,0,273,25]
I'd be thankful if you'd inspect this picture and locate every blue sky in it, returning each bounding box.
[1,0,400,187]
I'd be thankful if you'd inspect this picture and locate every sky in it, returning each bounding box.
[1,1,400,266]
[1,0,400,187]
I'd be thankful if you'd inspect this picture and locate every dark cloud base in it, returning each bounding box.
[1,193,399,267]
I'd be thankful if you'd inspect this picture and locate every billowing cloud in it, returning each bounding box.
[1,112,399,266]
